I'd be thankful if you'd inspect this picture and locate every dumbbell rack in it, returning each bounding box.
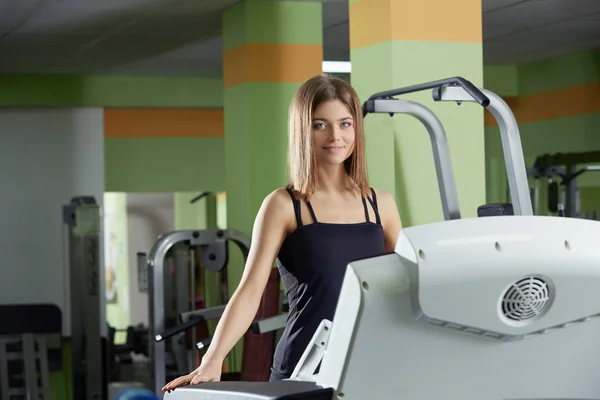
[0,334,51,399]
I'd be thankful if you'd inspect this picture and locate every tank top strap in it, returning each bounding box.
[305,201,319,224]
[361,196,370,223]
[366,187,382,225]
[285,188,303,228]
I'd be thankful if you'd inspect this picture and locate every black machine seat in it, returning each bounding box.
[165,380,334,400]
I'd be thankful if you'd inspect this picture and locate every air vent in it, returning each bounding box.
[501,276,551,322]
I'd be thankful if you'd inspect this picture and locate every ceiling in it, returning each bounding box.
[0,0,599,77]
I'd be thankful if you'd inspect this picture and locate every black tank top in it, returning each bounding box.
[272,187,386,377]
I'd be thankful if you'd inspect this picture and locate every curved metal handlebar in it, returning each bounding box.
[363,76,489,117]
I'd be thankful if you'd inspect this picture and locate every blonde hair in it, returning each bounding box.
[287,74,369,200]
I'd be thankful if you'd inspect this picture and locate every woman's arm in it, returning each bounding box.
[374,189,402,253]
[200,189,293,363]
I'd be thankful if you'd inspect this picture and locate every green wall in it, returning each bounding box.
[483,50,600,213]
[105,138,224,192]
[482,65,518,96]
[0,75,226,193]
[517,50,600,95]
[0,75,223,107]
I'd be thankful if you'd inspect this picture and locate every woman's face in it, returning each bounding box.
[311,99,355,167]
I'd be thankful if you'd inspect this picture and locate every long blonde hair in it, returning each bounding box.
[287,74,369,200]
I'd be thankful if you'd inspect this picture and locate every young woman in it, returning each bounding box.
[163,74,402,391]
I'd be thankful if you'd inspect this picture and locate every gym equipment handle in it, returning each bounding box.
[154,316,205,342]
[196,337,212,350]
[363,77,489,116]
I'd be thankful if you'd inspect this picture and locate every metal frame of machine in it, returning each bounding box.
[360,77,532,217]
[145,228,291,397]
[528,150,600,217]
[147,229,251,394]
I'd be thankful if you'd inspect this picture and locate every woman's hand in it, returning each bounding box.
[162,358,223,392]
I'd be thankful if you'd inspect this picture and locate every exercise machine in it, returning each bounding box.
[164,77,600,399]
[528,151,600,217]
[4,197,106,400]
[147,229,287,396]
[0,304,62,399]
[62,196,107,400]
[153,304,228,377]
[105,252,154,394]
[153,292,288,375]
[146,229,245,393]
[108,323,149,383]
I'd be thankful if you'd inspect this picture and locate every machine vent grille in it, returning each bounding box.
[501,276,550,321]
[422,312,600,342]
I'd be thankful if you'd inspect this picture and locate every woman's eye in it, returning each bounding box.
[341,122,351,128]
[313,123,326,130]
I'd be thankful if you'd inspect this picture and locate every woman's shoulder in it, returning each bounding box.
[370,187,402,228]
[258,188,297,232]
[369,187,399,216]
[259,187,296,216]
[265,187,295,205]
[370,187,394,205]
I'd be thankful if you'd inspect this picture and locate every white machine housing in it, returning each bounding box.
[312,215,600,399]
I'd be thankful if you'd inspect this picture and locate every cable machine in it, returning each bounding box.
[62,196,106,400]
[147,229,281,395]
[528,151,600,217]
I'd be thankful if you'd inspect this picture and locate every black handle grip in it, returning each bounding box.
[362,77,489,117]
[154,316,205,342]
[196,337,212,350]
[453,77,489,107]
[250,321,260,334]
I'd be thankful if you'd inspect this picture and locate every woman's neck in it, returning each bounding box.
[316,164,353,194]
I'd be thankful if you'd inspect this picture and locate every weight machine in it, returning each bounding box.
[165,77,600,400]
[147,229,288,396]
[528,151,600,217]
[62,196,106,400]
[146,229,245,394]
[108,232,235,394]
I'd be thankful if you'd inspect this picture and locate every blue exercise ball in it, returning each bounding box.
[114,388,158,400]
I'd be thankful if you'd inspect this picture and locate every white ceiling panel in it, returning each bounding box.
[8,0,168,34]
[0,32,99,46]
[15,14,139,35]
[324,21,349,60]
[0,0,43,30]
[158,0,230,12]
[492,19,600,44]
[484,41,524,54]
[0,0,598,75]
[159,36,223,60]
[322,0,348,28]
[484,0,600,40]
[103,58,223,77]
[482,0,528,13]
[580,10,600,21]
[484,40,556,64]
[119,13,221,37]
[485,35,600,65]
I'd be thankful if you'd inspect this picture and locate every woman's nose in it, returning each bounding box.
[328,126,342,141]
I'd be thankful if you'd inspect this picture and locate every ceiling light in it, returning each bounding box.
[322,61,351,73]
